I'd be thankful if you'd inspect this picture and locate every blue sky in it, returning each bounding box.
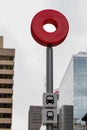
[0,0,87,130]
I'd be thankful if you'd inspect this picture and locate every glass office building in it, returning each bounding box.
[59,52,87,130]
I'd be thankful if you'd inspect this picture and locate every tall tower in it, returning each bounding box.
[59,52,87,130]
[0,36,15,130]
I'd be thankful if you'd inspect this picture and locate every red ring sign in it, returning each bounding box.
[31,9,69,47]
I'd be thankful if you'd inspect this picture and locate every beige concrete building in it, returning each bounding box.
[0,36,15,130]
[28,106,42,130]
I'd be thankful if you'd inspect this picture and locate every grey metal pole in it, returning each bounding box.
[46,47,53,130]
[46,47,53,93]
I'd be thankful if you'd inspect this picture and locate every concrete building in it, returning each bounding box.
[0,36,15,130]
[59,52,87,130]
[28,106,42,130]
[54,89,59,130]
[59,105,73,130]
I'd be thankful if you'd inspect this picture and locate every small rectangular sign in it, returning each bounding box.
[42,108,57,125]
[43,93,57,108]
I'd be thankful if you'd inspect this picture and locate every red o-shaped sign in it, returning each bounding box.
[31,9,69,47]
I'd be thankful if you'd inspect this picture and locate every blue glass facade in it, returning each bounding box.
[59,52,87,130]
[74,55,87,130]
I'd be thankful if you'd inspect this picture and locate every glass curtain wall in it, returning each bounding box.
[74,56,87,130]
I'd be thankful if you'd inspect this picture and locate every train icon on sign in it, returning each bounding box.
[42,109,57,124]
[47,111,54,120]
[46,95,54,104]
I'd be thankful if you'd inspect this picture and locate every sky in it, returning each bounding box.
[0,0,87,130]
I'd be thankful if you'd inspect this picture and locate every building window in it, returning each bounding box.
[0,93,12,98]
[0,103,12,108]
[0,65,13,70]
[0,123,11,128]
[0,84,12,88]
[0,74,13,79]
[0,113,12,118]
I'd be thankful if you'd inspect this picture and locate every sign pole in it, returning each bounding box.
[46,46,53,130]
[31,9,69,130]
[46,47,53,93]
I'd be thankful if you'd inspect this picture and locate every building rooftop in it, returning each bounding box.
[75,52,87,57]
